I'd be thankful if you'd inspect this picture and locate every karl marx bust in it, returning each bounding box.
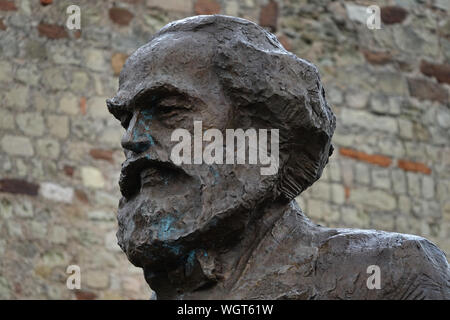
[107,15,449,299]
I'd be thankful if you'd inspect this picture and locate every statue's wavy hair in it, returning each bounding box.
[154,15,336,200]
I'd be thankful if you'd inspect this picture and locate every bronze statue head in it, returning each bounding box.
[107,15,334,275]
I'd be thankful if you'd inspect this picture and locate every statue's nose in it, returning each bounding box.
[121,139,152,154]
[121,114,152,154]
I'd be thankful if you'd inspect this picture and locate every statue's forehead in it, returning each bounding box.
[112,32,219,109]
[121,32,215,83]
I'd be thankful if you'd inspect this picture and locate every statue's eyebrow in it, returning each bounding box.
[108,86,203,118]
[133,86,203,109]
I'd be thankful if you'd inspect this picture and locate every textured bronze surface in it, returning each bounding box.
[108,15,450,299]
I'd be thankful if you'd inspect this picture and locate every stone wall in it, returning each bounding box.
[0,0,449,299]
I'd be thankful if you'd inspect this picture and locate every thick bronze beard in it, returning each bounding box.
[116,179,202,271]
[116,165,276,275]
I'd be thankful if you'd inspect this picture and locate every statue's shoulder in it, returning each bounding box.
[233,210,449,299]
[312,227,450,299]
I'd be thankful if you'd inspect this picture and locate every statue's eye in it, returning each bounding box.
[154,96,188,118]
[156,106,177,116]
[119,112,132,129]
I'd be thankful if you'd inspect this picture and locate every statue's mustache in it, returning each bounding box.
[119,156,190,199]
